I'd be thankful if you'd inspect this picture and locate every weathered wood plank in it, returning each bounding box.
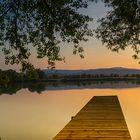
[53,96,131,140]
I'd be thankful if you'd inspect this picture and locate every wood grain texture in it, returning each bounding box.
[53,96,131,140]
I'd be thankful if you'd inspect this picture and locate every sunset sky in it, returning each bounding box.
[0,1,140,71]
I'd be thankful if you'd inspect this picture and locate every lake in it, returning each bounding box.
[0,81,140,140]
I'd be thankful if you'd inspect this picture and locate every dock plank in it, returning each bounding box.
[53,96,131,140]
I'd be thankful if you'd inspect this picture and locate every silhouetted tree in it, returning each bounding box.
[0,71,9,85]
[0,0,94,71]
[96,0,140,61]
[25,69,39,81]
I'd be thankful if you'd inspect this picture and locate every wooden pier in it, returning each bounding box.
[53,96,131,140]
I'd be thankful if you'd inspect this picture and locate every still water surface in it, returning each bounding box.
[0,82,140,140]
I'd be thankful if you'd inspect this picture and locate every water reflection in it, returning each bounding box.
[1,80,140,95]
[0,82,140,140]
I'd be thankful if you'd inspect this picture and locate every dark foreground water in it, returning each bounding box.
[0,81,140,140]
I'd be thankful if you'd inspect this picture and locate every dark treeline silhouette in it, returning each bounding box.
[1,69,140,86]
[0,69,46,85]
[47,73,140,81]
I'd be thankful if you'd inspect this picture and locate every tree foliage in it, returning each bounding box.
[96,0,140,60]
[0,0,140,71]
[0,0,93,71]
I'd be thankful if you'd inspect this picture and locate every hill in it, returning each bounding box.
[43,67,140,76]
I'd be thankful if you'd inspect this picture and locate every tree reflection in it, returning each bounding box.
[1,80,140,95]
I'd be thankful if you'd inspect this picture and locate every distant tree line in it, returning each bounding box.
[47,73,140,80]
[1,68,140,86]
[0,69,46,85]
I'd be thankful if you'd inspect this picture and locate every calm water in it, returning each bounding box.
[0,81,140,140]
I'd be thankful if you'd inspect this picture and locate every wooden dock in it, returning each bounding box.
[53,96,131,140]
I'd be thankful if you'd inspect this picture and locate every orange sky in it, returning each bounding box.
[0,2,140,71]
[1,38,140,70]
